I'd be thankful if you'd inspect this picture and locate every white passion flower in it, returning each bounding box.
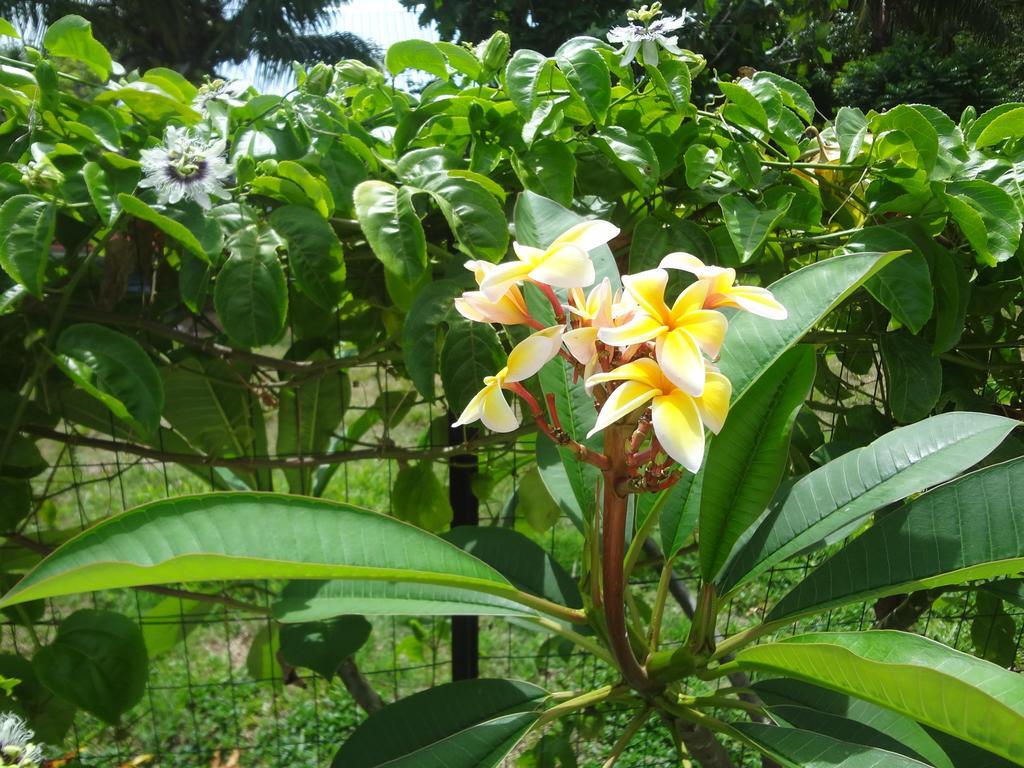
[607,6,692,67]
[192,78,249,113]
[138,126,233,209]
[0,713,42,767]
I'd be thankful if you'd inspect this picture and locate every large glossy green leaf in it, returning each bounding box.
[332,678,547,768]
[214,227,288,347]
[699,345,815,580]
[0,493,524,609]
[753,678,953,768]
[443,526,582,609]
[353,180,427,285]
[718,412,1018,594]
[55,323,165,436]
[385,39,448,80]
[402,279,466,399]
[505,50,549,115]
[591,127,660,195]
[273,579,537,622]
[415,173,509,262]
[659,469,701,559]
[735,723,930,768]
[0,194,56,296]
[735,631,1024,764]
[269,204,345,310]
[117,194,210,262]
[944,180,1022,265]
[768,456,1024,621]
[555,45,610,122]
[717,251,902,405]
[440,321,505,414]
[535,433,588,533]
[34,609,147,724]
[279,616,371,680]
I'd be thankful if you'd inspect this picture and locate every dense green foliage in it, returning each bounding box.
[0,9,1021,767]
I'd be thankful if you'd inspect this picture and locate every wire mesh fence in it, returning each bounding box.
[3,337,1021,768]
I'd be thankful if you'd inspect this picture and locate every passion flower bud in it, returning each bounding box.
[335,59,383,87]
[478,31,510,76]
[302,62,334,95]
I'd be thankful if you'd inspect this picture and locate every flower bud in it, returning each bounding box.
[302,62,335,95]
[477,31,510,76]
[335,59,384,87]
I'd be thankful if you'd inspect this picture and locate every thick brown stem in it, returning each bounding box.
[338,657,384,714]
[602,426,652,692]
[664,715,736,768]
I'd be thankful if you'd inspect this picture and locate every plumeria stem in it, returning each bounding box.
[602,426,654,692]
[531,280,567,324]
[504,383,611,470]
[602,707,652,768]
[647,560,674,652]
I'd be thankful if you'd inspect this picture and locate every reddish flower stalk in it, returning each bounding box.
[505,382,611,470]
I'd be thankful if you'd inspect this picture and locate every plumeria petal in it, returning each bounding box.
[528,244,595,289]
[586,357,665,390]
[695,370,732,433]
[622,269,670,322]
[479,260,533,302]
[681,309,728,358]
[563,326,599,365]
[668,279,710,323]
[512,242,546,264]
[549,219,619,253]
[506,325,564,382]
[454,288,532,325]
[656,328,707,396]
[659,252,727,280]
[651,391,705,472]
[711,285,788,320]
[597,313,667,346]
[587,380,658,438]
[480,383,520,432]
[452,382,491,428]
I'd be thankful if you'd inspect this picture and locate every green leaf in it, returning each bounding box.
[590,127,660,195]
[393,461,452,532]
[717,251,903,405]
[735,722,930,768]
[872,105,939,175]
[274,579,535,622]
[719,80,768,131]
[276,369,347,494]
[505,50,549,115]
[246,623,281,680]
[720,193,793,263]
[852,230,933,334]
[0,493,521,609]
[0,19,19,38]
[700,346,815,581]
[880,331,941,423]
[736,631,1024,764]
[753,678,953,768]
[117,194,210,262]
[944,180,1022,265]
[83,161,139,227]
[42,15,112,80]
[97,82,200,123]
[435,41,482,80]
[684,144,721,188]
[659,470,701,559]
[269,204,345,310]
[768,455,1024,621]
[720,412,1018,594]
[415,173,509,261]
[214,227,288,347]
[755,72,814,123]
[982,578,1024,610]
[34,609,147,724]
[971,591,1017,667]
[513,139,576,207]
[0,194,55,296]
[353,180,427,285]
[536,433,588,533]
[648,59,692,111]
[141,596,213,660]
[402,279,466,399]
[279,616,371,679]
[931,248,969,353]
[515,465,562,534]
[331,678,547,768]
[836,107,869,164]
[386,39,448,80]
[973,106,1024,148]
[440,321,505,414]
[55,323,165,436]
[556,46,610,122]
[0,479,30,530]
[443,526,582,609]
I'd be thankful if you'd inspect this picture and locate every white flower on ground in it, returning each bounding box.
[607,4,693,67]
[0,713,42,767]
[138,126,233,209]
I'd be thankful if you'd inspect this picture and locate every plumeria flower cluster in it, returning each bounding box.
[452,218,786,489]
[0,714,42,767]
[139,125,233,209]
[607,2,695,67]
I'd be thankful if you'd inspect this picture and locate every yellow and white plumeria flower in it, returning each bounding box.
[659,252,787,320]
[479,219,619,301]
[452,326,565,433]
[597,268,727,397]
[563,278,621,369]
[586,358,730,472]
[455,261,533,325]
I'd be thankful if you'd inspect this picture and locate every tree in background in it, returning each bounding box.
[0,0,377,80]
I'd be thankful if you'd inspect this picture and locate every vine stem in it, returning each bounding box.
[601,425,653,692]
[602,707,652,768]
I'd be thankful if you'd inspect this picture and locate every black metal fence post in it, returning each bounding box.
[448,417,479,680]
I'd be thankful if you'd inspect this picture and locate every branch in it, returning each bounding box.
[20,423,534,469]
[338,657,384,714]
